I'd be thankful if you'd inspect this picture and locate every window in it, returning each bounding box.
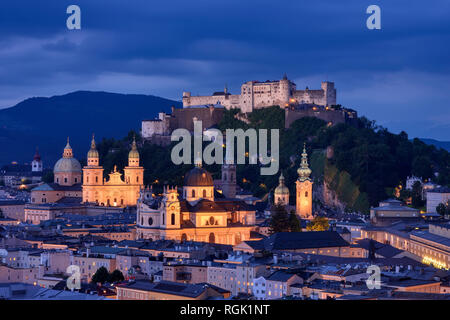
[171,213,175,225]
[64,178,68,183]
[96,176,98,183]
[305,191,308,197]
[192,190,195,198]
[203,189,207,198]
[148,217,153,226]
[137,176,139,183]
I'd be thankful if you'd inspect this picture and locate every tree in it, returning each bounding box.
[288,211,301,232]
[91,266,109,284]
[42,171,54,184]
[436,202,450,217]
[269,204,290,234]
[108,269,125,283]
[411,181,424,208]
[306,216,330,231]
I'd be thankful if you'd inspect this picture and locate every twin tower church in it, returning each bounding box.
[31,136,313,245]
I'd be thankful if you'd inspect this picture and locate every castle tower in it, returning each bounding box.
[124,136,144,186]
[274,172,289,206]
[321,81,336,106]
[221,163,236,198]
[279,74,291,105]
[53,138,82,186]
[296,143,313,219]
[162,186,181,229]
[82,134,103,189]
[31,148,43,172]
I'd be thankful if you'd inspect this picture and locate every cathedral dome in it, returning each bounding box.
[184,166,214,187]
[54,157,82,173]
[54,138,82,173]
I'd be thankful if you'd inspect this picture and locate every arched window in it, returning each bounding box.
[305,191,308,197]
[141,217,143,225]
[75,178,78,183]
[136,176,139,183]
[64,178,68,183]
[203,189,207,198]
[181,233,187,243]
[95,176,98,183]
[171,213,175,225]
[87,177,89,183]
[209,233,215,244]
[192,189,195,198]
[148,217,153,226]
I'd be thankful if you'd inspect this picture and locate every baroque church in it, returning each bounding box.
[31,136,144,207]
[82,135,144,206]
[136,164,256,245]
[274,143,314,219]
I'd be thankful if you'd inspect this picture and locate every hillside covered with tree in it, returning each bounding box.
[93,106,450,214]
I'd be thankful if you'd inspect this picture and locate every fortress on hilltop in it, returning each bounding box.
[142,75,357,143]
[182,74,336,113]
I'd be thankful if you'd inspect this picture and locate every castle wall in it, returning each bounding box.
[182,94,240,110]
[171,107,225,132]
[285,107,357,129]
[142,119,170,139]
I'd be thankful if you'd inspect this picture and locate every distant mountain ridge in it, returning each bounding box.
[420,138,450,152]
[0,91,181,165]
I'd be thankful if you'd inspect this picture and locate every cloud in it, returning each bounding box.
[0,0,449,140]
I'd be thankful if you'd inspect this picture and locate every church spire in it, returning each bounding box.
[297,143,312,181]
[87,133,99,164]
[128,135,140,166]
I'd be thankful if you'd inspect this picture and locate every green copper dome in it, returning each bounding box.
[87,135,99,159]
[274,172,289,195]
[297,143,312,181]
[128,137,140,159]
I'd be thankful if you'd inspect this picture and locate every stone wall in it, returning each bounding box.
[285,105,357,129]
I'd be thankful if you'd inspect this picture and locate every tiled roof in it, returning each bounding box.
[261,231,349,251]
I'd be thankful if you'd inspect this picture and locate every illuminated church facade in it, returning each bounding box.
[274,143,314,219]
[82,136,144,207]
[136,165,256,245]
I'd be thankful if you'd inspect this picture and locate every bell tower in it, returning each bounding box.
[162,186,181,230]
[221,163,236,198]
[296,143,313,219]
[82,134,104,204]
[124,136,144,186]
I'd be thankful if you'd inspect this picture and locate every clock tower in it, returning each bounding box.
[296,143,313,219]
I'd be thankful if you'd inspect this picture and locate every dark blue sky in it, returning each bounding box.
[0,0,449,140]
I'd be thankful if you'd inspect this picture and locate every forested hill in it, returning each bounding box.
[94,106,450,214]
[0,91,181,165]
